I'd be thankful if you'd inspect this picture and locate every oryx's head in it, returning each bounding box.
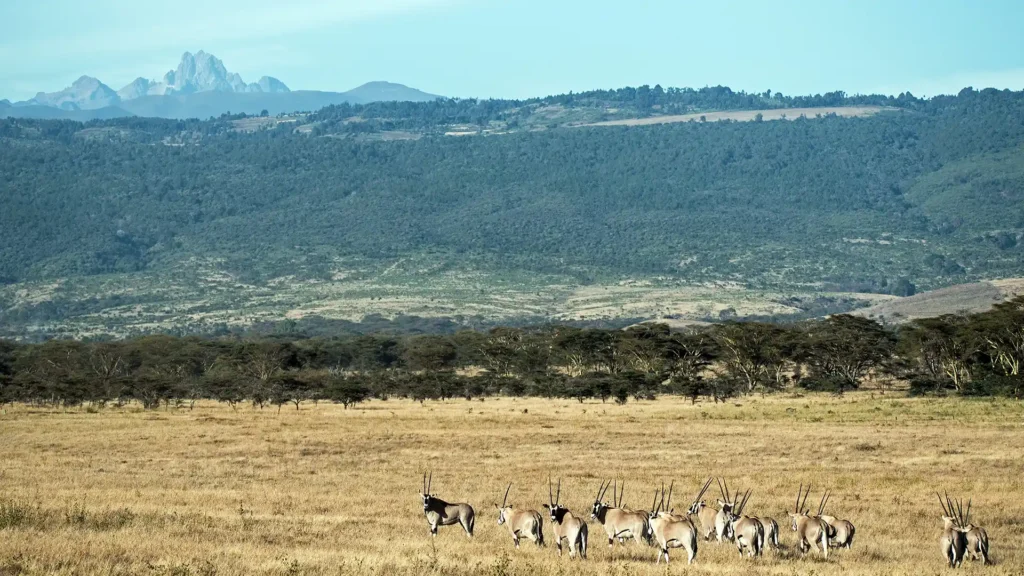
[495,482,513,525]
[789,482,813,530]
[687,477,714,516]
[590,479,618,519]
[543,476,567,523]
[421,471,434,511]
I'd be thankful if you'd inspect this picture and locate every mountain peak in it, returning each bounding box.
[29,75,118,110]
[124,50,290,99]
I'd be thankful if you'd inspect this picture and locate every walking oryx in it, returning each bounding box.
[685,477,718,541]
[591,479,650,547]
[648,482,699,564]
[817,489,856,550]
[723,489,764,557]
[543,477,588,559]
[421,472,475,538]
[789,484,831,558]
[494,483,544,549]
[714,478,737,543]
[938,493,968,568]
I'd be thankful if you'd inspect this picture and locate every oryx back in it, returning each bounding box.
[965,526,989,564]
[820,515,855,549]
[754,516,780,551]
[650,513,698,564]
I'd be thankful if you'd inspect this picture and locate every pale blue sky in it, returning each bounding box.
[1,0,1023,101]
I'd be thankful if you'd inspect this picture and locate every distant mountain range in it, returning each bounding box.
[1,51,440,120]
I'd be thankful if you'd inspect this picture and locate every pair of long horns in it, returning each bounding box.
[717,477,733,504]
[693,477,713,507]
[501,483,512,508]
[735,488,752,515]
[796,483,811,513]
[818,489,832,517]
[549,476,561,506]
[938,491,972,528]
[652,480,675,514]
[597,479,625,507]
[423,471,432,494]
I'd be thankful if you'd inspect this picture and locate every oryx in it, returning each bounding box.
[714,478,737,543]
[590,479,650,547]
[421,471,475,538]
[817,489,856,550]
[494,483,544,549]
[956,496,991,565]
[723,489,764,557]
[684,477,719,541]
[752,515,781,552]
[942,493,989,566]
[543,477,588,559]
[789,484,830,558]
[647,481,698,564]
[938,493,968,568]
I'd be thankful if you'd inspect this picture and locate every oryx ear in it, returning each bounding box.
[717,499,726,506]
[493,503,499,508]
[543,504,551,509]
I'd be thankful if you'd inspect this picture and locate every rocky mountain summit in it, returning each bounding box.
[25,51,290,111]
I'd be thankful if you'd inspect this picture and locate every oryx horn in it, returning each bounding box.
[502,482,511,508]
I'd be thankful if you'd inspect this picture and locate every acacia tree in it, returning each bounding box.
[710,322,793,393]
[973,298,1024,396]
[663,331,715,402]
[899,315,977,393]
[799,315,895,393]
[402,335,457,372]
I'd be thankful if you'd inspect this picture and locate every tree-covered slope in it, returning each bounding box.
[1,87,1023,300]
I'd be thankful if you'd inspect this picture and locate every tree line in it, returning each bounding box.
[1,299,1020,410]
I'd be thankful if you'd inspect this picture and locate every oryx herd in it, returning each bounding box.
[421,472,994,567]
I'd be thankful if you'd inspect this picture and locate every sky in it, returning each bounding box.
[1,0,1023,102]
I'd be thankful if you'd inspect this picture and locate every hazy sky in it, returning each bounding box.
[2,0,1023,101]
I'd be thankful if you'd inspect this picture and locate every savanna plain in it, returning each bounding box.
[1,393,1022,576]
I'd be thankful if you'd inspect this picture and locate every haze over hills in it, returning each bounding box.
[1,51,440,120]
[1,84,1023,338]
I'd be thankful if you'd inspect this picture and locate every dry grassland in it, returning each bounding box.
[1,393,1022,575]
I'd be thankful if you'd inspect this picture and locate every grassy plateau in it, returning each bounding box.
[1,392,1022,575]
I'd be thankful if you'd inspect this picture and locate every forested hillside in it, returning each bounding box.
[1,86,1023,336]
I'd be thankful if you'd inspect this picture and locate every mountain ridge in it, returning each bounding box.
[4,51,439,120]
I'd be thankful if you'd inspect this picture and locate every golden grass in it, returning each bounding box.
[1,393,1022,575]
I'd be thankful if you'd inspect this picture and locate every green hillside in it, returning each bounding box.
[1,86,1023,337]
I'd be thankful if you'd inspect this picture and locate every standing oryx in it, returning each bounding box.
[714,478,737,543]
[543,477,588,559]
[591,479,650,547]
[685,477,719,541]
[421,472,475,538]
[723,489,764,557]
[647,482,699,564]
[938,493,968,568]
[751,514,781,552]
[789,484,831,558]
[494,483,544,549]
[940,493,989,566]
[817,489,856,550]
